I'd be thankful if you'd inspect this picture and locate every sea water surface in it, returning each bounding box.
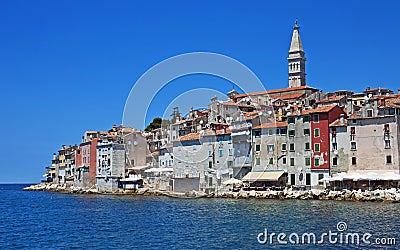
[0,184,399,249]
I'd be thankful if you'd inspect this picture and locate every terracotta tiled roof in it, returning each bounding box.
[172,119,190,125]
[237,103,256,108]
[329,118,348,127]
[253,121,288,129]
[369,94,396,100]
[245,115,262,121]
[348,110,362,119]
[210,122,229,126]
[273,92,305,100]
[175,127,231,142]
[178,133,200,141]
[121,127,133,133]
[203,127,231,136]
[363,87,393,94]
[221,101,255,108]
[235,93,252,98]
[350,93,365,98]
[381,96,400,108]
[268,86,317,94]
[244,111,260,117]
[85,131,98,134]
[301,105,338,115]
[221,101,238,106]
[236,86,316,98]
[151,128,163,133]
[287,105,339,116]
[317,95,346,103]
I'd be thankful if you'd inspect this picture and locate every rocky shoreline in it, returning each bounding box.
[23,183,400,202]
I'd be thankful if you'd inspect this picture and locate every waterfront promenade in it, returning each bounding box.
[23,182,400,203]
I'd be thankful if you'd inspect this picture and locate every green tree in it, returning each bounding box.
[145,117,170,131]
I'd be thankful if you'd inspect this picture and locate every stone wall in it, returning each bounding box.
[74,169,91,189]
[173,177,200,193]
[96,177,119,192]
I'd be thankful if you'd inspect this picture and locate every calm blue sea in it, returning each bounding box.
[0,184,399,249]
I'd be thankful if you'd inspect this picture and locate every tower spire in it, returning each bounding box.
[288,20,306,88]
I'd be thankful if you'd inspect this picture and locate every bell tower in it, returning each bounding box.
[288,20,306,88]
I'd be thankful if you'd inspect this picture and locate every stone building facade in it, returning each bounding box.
[276,105,345,187]
[329,116,350,175]
[252,121,288,173]
[123,128,147,169]
[96,138,126,192]
[230,120,253,179]
[74,132,100,189]
[172,127,234,193]
[346,116,399,172]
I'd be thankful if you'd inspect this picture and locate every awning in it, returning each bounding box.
[242,171,285,182]
[231,130,249,136]
[121,177,143,182]
[332,171,400,181]
[121,174,142,182]
[322,176,343,182]
[145,167,174,173]
[127,166,150,171]
[380,173,400,181]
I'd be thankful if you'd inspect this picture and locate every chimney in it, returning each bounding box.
[339,114,344,125]
[297,107,302,115]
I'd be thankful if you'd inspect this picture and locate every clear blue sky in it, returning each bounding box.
[1,0,399,183]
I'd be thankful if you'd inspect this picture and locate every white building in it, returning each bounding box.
[329,115,350,175]
[230,120,253,179]
[96,138,126,192]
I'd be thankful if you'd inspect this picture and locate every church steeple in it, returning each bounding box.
[288,20,306,88]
